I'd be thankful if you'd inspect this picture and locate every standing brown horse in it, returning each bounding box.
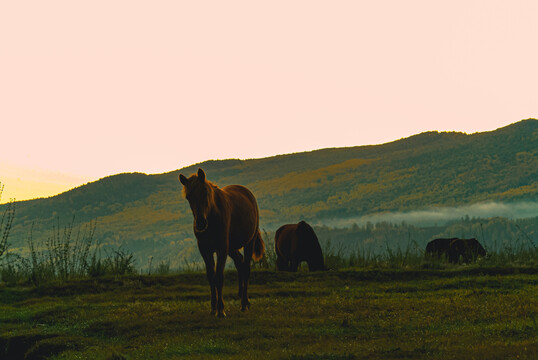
[179,168,265,317]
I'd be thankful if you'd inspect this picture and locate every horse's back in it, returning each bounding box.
[222,185,256,204]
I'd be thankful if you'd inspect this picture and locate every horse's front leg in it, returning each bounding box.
[201,251,217,315]
[215,250,228,317]
[276,255,290,271]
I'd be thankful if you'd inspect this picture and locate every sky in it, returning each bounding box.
[1,0,537,202]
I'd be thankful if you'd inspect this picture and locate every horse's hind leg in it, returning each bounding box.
[276,255,290,271]
[229,249,244,298]
[240,241,254,312]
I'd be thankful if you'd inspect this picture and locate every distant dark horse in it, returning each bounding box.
[179,168,265,317]
[275,221,326,271]
[425,238,454,260]
[426,238,486,263]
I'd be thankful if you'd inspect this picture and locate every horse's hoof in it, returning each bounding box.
[217,311,226,318]
[210,310,217,316]
[241,306,249,312]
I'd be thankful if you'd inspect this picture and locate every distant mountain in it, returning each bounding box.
[2,119,537,265]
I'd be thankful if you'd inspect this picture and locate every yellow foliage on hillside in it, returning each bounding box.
[495,183,538,198]
[251,158,376,196]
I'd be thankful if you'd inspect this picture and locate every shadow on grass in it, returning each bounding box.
[0,333,89,360]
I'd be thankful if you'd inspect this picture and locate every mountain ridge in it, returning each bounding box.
[2,119,537,263]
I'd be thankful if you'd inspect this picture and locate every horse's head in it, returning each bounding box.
[297,221,327,271]
[179,168,213,232]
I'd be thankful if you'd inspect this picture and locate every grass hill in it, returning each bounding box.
[2,119,537,265]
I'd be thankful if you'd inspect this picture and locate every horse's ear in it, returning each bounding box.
[179,174,188,186]
[197,168,206,182]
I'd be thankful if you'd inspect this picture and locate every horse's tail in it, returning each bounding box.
[252,228,265,261]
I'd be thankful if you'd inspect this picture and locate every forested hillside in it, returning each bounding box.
[2,119,537,266]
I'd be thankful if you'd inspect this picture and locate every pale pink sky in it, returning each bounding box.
[1,1,537,201]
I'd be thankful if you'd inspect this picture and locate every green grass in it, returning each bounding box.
[1,268,537,359]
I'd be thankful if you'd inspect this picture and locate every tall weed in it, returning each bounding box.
[24,217,98,284]
[105,248,136,276]
[1,216,137,285]
[0,184,15,259]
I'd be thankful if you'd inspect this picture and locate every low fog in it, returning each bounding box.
[320,201,538,228]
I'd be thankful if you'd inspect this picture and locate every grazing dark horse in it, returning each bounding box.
[426,237,486,263]
[275,220,326,271]
[425,238,455,260]
[448,238,486,263]
[179,168,265,317]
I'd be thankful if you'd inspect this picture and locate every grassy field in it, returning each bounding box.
[1,267,537,360]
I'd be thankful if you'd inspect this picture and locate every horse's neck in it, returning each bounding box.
[209,186,225,213]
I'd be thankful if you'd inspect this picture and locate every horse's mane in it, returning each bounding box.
[181,176,219,198]
[207,181,219,190]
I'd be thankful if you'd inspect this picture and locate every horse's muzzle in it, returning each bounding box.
[195,217,208,232]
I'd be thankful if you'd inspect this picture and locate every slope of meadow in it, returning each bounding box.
[1,268,537,359]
